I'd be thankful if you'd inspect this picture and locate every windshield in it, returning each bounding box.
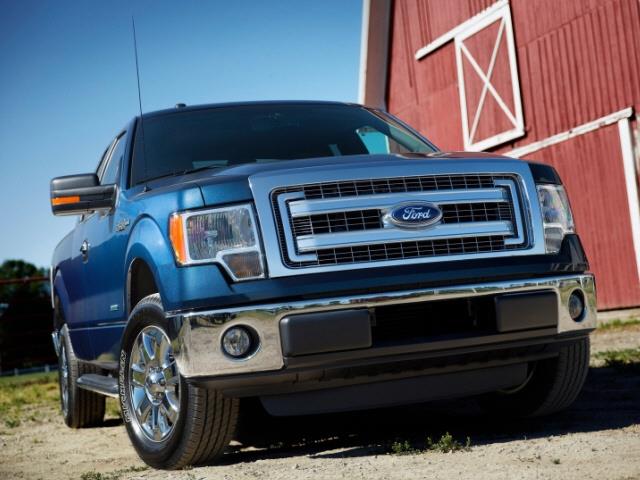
[130,103,437,185]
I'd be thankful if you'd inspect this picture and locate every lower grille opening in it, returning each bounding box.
[372,296,497,345]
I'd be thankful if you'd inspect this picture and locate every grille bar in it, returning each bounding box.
[288,188,508,217]
[316,236,516,265]
[292,202,514,237]
[299,174,497,200]
[296,221,513,252]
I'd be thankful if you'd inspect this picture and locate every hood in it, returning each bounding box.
[148,152,520,207]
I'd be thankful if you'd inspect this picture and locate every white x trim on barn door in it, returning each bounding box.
[459,18,518,143]
[454,2,524,151]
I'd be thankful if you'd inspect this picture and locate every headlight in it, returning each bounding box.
[169,204,265,280]
[537,184,575,254]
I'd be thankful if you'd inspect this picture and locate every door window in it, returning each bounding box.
[100,133,126,185]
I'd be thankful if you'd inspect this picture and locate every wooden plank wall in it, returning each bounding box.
[386,0,640,308]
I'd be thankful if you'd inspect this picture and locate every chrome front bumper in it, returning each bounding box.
[168,274,596,378]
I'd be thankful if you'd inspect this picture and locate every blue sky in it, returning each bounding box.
[0,0,362,268]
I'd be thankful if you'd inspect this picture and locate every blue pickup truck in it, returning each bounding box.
[50,101,596,469]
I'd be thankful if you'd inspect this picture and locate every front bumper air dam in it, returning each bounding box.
[167,274,596,379]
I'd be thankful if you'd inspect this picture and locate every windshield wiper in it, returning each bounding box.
[142,165,224,184]
[182,165,225,175]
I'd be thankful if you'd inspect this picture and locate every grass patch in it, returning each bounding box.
[0,371,122,428]
[597,317,640,331]
[389,433,471,455]
[594,347,640,371]
[426,432,472,453]
[390,439,417,455]
[80,466,148,480]
[0,372,59,428]
[80,473,109,480]
[106,397,121,419]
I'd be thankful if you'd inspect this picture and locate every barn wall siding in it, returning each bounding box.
[508,0,640,145]
[388,0,640,150]
[524,124,640,309]
[386,0,640,309]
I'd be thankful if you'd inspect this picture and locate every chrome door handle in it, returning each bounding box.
[80,240,90,258]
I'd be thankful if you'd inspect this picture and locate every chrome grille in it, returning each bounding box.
[270,173,528,269]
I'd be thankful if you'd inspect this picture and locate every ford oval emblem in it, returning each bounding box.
[387,201,443,229]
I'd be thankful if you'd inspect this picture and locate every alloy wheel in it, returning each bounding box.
[59,342,69,416]
[128,325,181,442]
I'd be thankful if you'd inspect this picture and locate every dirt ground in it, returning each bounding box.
[1,323,639,480]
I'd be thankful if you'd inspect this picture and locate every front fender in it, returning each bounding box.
[124,215,233,315]
[125,216,174,312]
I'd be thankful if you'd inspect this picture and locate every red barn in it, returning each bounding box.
[359,0,640,310]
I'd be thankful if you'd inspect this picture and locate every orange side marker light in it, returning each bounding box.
[169,214,188,264]
[51,196,80,206]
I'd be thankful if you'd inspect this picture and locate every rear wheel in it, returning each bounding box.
[58,325,105,427]
[479,337,590,417]
[119,294,239,469]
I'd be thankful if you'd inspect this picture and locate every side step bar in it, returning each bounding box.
[77,374,119,398]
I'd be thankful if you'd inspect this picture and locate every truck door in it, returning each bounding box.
[81,131,131,363]
[61,142,115,360]
[62,219,93,359]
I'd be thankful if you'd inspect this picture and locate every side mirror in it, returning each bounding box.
[50,173,116,216]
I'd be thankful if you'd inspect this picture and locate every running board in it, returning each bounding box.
[77,374,119,398]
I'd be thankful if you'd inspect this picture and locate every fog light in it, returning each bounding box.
[568,290,585,321]
[222,326,253,358]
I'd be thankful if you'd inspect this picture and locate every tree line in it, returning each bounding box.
[0,259,55,372]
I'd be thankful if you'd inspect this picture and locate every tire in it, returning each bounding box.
[118,294,239,469]
[58,324,106,428]
[478,337,590,418]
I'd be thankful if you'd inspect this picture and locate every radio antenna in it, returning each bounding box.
[131,17,148,188]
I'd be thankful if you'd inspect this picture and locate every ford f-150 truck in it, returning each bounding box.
[50,101,595,469]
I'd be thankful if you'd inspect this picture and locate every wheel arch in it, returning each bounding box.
[127,258,160,316]
[124,215,176,318]
[52,268,70,330]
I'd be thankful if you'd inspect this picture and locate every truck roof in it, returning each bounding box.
[140,100,359,120]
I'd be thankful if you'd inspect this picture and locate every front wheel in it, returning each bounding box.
[119,294,239,469]
[478,337,590,417]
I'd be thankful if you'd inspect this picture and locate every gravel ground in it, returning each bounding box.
[1,325,639,480]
